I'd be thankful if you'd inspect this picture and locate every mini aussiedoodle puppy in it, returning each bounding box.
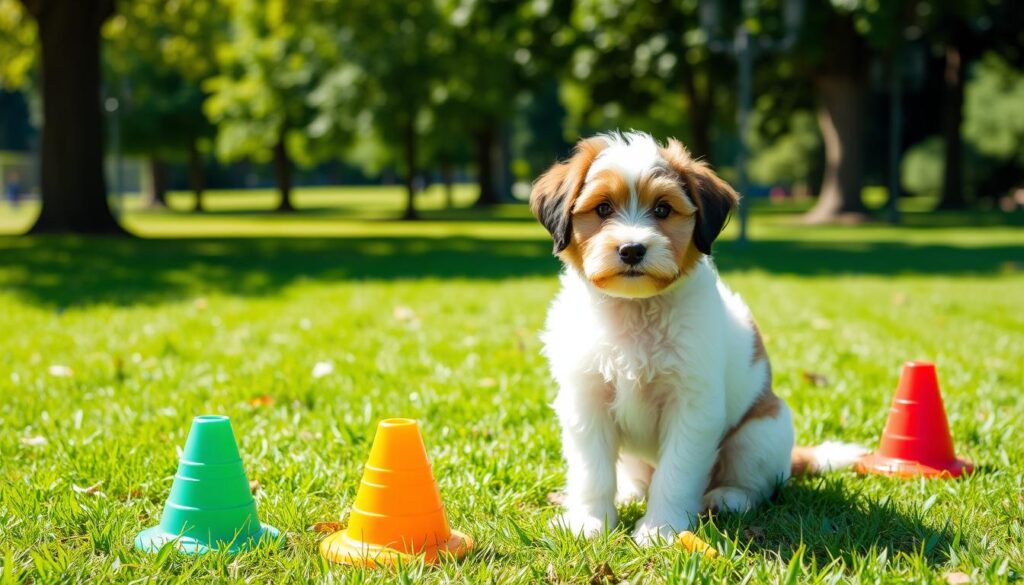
[530,131,865,546]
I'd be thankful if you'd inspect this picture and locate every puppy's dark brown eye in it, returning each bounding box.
[596,203,614,218]
[653,202,672,219]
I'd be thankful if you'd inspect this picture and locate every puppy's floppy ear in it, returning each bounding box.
[660,139,740,255]
[530,137,606,254]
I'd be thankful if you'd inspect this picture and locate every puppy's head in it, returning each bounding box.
[530,132,739,299]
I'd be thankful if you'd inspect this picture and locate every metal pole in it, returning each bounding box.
[886,55,902,224]
[105,97,122,217]
[735,23,752,245]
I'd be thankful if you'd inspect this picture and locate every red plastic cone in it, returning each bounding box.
[857,361,973,478]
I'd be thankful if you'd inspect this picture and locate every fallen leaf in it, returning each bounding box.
[73,482,106,497]
[546,563,560,584]
[801,370,829,387]
[743,525,765,540]
[48,365,74,378]
[677,531,717,558]
[20,435,47,447]
[248,395,274,407]
[811,317,832,331]
[393,306,416,321]
[311,521,344,533]
[546,491,566,506]
[249,480,261,494]
[478,377,497,388]
[588,562,616,585]
[892,292,907,305]
[312,361,334,379]
[193,297,208,310]
[945,572,971,584]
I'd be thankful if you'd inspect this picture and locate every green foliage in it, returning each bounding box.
[963,53,1024,166]
[203,0,347,166]
[0,0,35,90]
[103,1,218,159]
[748,110,821,187]
[900,136,944,197]
[561,0,717,142]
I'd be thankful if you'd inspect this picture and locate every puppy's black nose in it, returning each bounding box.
[618,242,646,265]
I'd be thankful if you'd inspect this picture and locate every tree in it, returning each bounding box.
[962,54,1024,184]
[929,0,1023,209]
[104,0,222,211]
[204,0,344,213]
[4,0,124,234]
[430,0,573,207]
[341,0,447,219]
[564,0,723,162]
[798,4,873,224]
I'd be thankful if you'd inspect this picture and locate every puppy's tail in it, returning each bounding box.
[791,441,869,476]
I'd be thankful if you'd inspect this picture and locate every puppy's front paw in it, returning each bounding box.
[550,506,617,538]
[631,514,689,547]
[702,486,755,514]
[615,483,647,506]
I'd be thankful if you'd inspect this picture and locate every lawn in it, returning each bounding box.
[1,187,1022,583]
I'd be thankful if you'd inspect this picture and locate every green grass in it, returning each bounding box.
[1,188,1022,583]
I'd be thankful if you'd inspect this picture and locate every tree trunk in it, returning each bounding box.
[804,11,870,224]
[189,139,206,212]
[145,156,168,208]
[804,77,870,223]
[937,42,965,210]
[441,158,454,210]
[683,66,714,162]
[273,128,294,213]
[402,119,418,220]
[474,124,498,207]
[25,0,125,234]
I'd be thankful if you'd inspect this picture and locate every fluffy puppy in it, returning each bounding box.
[531,132,864,546]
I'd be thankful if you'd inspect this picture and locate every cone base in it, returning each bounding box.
[135,523,281,555]
[856,453,973,479]
[319,528,473,566]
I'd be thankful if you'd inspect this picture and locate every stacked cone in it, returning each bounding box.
[320,418,472,566]
[136,415,280,554]
[856,361,973,479]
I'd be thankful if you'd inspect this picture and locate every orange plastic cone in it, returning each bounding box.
[857,361,973,478]
[320,418,472,566]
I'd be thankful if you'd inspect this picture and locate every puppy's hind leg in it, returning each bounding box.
[615,454,653,505]
[703,403,794,514]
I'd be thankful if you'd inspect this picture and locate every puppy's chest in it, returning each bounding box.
[590,311,684,452]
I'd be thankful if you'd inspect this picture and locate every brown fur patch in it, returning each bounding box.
[530,137,608,255]
[659,139,740,255]
[790,446,817,476]
[573,168,630,213]
[751,321,767,364]
[707,377,781,492]
[636,168,703,277]
[636,169,697,214]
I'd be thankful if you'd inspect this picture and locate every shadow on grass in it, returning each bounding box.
[139,203,538,223]
[712,478,956,567]
[0,234,1019,307]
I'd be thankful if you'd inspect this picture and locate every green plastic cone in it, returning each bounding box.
[135,415,280,554]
